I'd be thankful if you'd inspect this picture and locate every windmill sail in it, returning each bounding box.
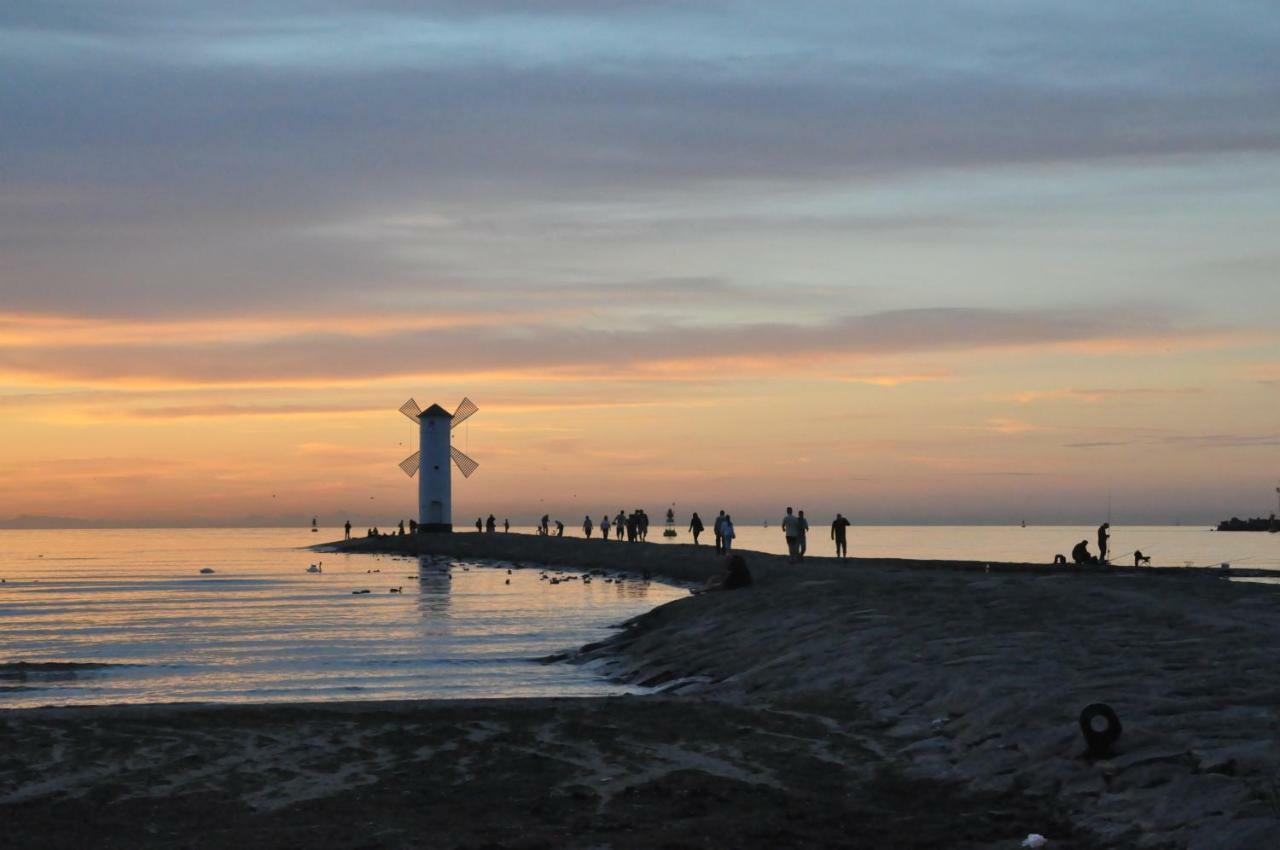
[399,398,422,422]
[398,451,421,477]
[450,445,479,478]
[451,397,478,429]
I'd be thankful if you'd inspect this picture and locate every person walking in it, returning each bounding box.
[344,520,352,541]
[831,513,851,559]
[797,510,810,560]
[714,510,726,555]
[601,514,611,540]
[782,507,800,563]
[689,512,705,545]
[583,515,593,538]
[721,514,736,551]
[615,510,625,540]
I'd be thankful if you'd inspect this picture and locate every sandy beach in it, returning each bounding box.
[4,536,1279,848]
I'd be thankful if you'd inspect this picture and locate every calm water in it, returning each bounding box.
[0,529,687,708]
[651,523,1280,570]
[4,525,1277,709]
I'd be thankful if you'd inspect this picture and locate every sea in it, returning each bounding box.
[2,524,1276,709]
[0,528,687,709]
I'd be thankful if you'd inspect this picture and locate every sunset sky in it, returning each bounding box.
[2,2,1278,526]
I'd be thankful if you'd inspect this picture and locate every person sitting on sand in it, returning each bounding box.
[1072,540,1098,565]
[1134,550,1151,566]
[702,554,753,593]
[1053,553,1067,564]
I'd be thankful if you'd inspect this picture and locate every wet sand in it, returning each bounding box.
[4,535,1279,848]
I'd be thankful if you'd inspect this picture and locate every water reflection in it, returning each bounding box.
[416,557,453,616]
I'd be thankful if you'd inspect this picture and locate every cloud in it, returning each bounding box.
[3,3,1279,315]
[1012,387,1203,404]
[0,306,1224,388]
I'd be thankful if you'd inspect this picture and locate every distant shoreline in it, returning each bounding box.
[316,530,1279,581]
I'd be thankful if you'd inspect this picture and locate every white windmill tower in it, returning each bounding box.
[397,397,480,532]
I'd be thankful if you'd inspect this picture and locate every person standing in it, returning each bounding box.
[475,517,482,533]
[486,514,496,533]
[689,512,705,545]
[782,507,799,563]
[615,510,625,540]
[714,510,726,555]
[344,520,352,541]
[797,510,810,560]
[1098,522,1110,564]
[831,513,851,559]
[601,514,611,540]
[503,518,510,533]
[721,514,736,551]
[583,515,593,538]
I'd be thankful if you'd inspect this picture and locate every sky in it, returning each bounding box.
[2,1,1278,526]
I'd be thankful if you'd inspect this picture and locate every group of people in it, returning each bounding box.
[474,515,511,534]
[576,509,651,542]
[1063,523,1150,567]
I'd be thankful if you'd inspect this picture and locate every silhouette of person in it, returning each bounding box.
[475,517,482,533]
[398,519,405,536]
[583,515,593,538]
[782,507,799,563]
[714,510,726,555]
[638,510,649,541]
[797,510,810,560]
[344,520,352,541]
[1097,523,1110,564]
[1072,540,1098,565]
[1134,550,1151,566]
[721,514,736,551]
[689,512,705,545]
[601,515,611,540]
[555,520,564,537]
[409,519,417,534]
[503,518,510,533]
[703,554,753,593]
[541,514,550,536]
[616,510,625,540]
[831,513,850,559]
[486,514,496,533]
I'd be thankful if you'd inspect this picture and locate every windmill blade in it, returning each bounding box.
[398,451,421,477]
[399,398,421,422]
[451,397,478,429]
[450,446,480,478]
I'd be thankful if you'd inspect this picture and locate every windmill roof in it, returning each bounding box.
[419,403,453,418]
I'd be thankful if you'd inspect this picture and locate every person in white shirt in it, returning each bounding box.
[721,514,736,551]
[781,507,799,563]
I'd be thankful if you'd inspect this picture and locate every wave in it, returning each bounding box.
[0,661,130,680]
